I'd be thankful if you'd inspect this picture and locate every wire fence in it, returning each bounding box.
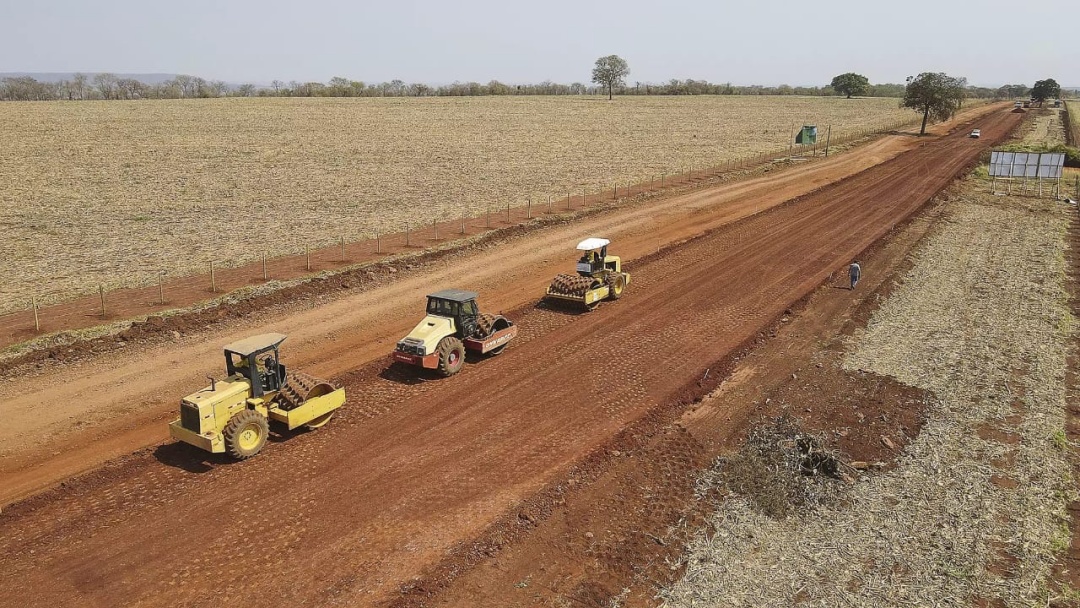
[5,109,952,337]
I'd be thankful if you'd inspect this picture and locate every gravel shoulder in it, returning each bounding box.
[660,179,1077,606]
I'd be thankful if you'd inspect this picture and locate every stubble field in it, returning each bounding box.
[0,95,917,312]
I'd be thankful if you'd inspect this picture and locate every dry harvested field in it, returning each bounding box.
[0,95,919,312]
[0,106,1021,608]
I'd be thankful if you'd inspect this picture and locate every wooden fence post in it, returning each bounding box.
[461,211,466,234]
[210,261,216,292]
[376,229,382,253]
[305,247,311,271]
[506,202,511,223]
[32,296,39,332]
[262,253,268,280]
[405,223,411,246]
[527,198,532,219]
[433,218,439,240]
[159,273,165,304]
[99,285,106,318]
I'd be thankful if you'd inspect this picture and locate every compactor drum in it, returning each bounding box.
[394,289,519,377]
[168,333,346,459]
[544,237,630,310]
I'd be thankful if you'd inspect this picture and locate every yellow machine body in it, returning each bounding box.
[544,239,631,309]
[168,333,346,458]
[267,388,346,431]
[168,375,265,454]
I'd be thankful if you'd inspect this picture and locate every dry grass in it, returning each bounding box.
[1022,106,1068,145]
[0,96,917,312]
[1067,101,1080,146]
[660,188,1076,606]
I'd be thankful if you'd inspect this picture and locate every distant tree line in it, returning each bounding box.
[0,72,1012,102]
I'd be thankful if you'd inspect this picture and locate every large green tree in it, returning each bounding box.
[1031,78,1061,102]
[830,72,870,98]
[902,72,968,135]
[591,55,629,100]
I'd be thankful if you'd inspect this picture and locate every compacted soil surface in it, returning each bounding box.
[0,106,1019,607]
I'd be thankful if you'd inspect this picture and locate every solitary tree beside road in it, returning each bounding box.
[1031,78,1061,102]
[902,72,968,135]
[830,73,869,98]
[592,55,629,100]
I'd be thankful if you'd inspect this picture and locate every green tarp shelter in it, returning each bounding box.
[796,125,818,145]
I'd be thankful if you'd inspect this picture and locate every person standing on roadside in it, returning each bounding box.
[849,261,862,290]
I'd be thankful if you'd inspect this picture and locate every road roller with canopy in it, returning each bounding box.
[544,237,631,310]
[168,333,346,459]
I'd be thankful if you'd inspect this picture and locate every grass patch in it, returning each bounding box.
[995,142,1080,165]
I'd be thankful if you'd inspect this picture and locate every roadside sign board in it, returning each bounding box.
[989,151,1065,179]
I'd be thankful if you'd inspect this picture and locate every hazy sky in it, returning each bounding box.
[1,0,1073,86]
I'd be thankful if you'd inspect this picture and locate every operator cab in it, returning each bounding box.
[426,289,481,338]
[575,237,616,275]
[222,333,288,398]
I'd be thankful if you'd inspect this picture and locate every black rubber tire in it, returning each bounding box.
[437,336,466,377]
[606,273,626,300]
[223,409,269,460]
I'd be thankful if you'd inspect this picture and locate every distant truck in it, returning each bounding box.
[969,129,981,139]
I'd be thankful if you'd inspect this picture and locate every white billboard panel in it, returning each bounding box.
[989,150,1065,179]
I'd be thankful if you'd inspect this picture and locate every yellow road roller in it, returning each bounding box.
[168,333,345,459]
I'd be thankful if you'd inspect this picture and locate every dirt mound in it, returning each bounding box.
[710,416,846,519]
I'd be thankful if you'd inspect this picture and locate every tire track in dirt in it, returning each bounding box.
[0,109,1021,608]
[0,104,1007,507]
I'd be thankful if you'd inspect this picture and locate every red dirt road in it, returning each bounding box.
[0,103,1004,507]
[0,108,1021,607]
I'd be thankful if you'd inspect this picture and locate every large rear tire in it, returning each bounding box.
[437,336,465,377]
[224,409,269,460]
[606,273,626,301]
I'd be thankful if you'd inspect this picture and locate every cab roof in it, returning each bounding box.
[576,237,610,251]
[427,289,478,303]
[223,333,287,356]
